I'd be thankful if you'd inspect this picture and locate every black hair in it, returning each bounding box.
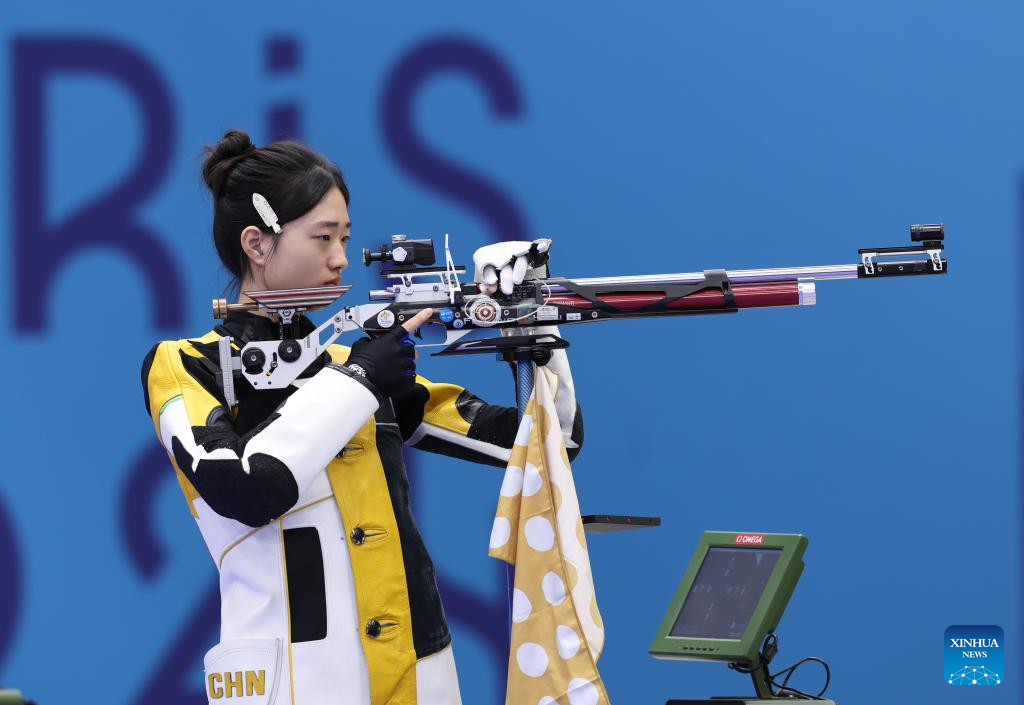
[202,129,349,296]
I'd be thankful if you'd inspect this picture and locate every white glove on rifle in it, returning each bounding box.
[473,238,552,296]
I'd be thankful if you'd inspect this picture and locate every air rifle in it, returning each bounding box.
[210,224,947,408]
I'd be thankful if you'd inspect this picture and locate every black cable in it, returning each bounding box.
[769,656,831,699]
[728,633,832,700]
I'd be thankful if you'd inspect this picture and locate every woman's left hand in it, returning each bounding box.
[473,238,552,295]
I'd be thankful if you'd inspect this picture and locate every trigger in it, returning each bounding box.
[414,328,423,340]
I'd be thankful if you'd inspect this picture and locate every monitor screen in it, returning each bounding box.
[669,547,782,640]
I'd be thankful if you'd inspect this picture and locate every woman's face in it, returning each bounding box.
[251,186,351,291]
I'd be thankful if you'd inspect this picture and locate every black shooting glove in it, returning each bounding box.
[342,328,418,398]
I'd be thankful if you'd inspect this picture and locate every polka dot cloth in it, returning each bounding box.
[489,366,609,704]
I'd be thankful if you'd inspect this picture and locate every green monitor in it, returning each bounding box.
[649,531,808,667]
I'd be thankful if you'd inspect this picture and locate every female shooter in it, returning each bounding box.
[140,131,583,705]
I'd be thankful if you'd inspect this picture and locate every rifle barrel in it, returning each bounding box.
[546,263,859,293]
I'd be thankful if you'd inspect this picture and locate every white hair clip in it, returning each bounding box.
[252,193,282,234]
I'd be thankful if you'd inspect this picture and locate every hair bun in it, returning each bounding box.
[202,130,257,197]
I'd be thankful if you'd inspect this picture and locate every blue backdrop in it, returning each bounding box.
[0,2,1015,703]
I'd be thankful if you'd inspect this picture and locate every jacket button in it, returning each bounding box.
[365,619,381,638]
[350,527,365,545]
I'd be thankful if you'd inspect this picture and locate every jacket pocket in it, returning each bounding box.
[203,637,281,704]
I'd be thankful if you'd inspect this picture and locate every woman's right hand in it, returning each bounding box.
[343,308,433,397]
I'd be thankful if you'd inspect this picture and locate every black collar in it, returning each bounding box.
[219,309,317,345]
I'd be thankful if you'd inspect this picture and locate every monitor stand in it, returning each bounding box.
[666,648,839,704]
